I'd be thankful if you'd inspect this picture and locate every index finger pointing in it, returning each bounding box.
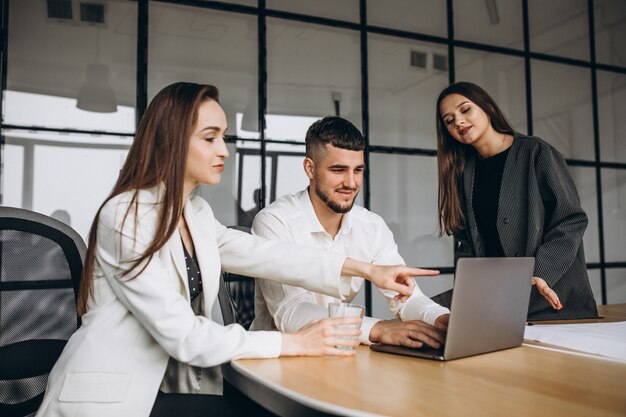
[405,267,440,277]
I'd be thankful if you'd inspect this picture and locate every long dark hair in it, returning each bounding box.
[77,82,220,315]
[436,82,513,235]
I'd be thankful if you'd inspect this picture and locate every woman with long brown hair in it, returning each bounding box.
[436,81,597,321]
[36,82,430,417]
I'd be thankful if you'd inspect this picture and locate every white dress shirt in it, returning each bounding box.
[250,188,450,344]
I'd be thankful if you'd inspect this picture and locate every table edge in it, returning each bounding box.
[223,360,384,417]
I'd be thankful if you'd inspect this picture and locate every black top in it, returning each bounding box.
[181,239,203,302]
[472,148,510,257]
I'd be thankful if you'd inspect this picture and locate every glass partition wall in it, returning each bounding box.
[2,0,625,314]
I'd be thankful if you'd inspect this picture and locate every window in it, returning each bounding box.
[3,0,624,309]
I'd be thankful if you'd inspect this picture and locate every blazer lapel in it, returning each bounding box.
[463,153,484,256]
[496,136,520,255]
[170,226,190,301]
[184,199,220,317]
[497,136,517,216]
[144,183,189,300]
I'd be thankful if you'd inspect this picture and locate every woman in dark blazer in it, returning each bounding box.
[435,81,597,321]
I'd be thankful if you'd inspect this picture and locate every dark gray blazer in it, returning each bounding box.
[454,133,598,320]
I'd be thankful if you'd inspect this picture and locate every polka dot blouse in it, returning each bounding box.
[181,238,203,301]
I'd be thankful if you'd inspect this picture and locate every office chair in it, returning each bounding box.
[0,207,86,417]
[431,289,453,309]
[218,226,256,330]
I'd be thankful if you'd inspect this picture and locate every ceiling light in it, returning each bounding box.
[76,29,117,113]
[76,63,117,113]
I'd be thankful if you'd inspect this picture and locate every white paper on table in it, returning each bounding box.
[524,321,626,361]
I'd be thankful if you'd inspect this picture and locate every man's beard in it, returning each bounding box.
[314,184,358,214]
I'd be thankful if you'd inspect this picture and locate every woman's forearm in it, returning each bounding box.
[341,258,374,281]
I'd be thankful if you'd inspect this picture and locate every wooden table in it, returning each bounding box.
[598,303,626,319]
[224,306,626,417]
[525,304,626,325]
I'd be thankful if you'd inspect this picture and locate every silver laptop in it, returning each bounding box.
[370,257,535,361]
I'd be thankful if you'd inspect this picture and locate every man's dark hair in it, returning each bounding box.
[305,116,365,159]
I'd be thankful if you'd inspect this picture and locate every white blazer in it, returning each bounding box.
[36,186,348,417]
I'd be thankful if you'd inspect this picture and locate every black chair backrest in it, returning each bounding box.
[218,226,256,330]
[0,206,86,417]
